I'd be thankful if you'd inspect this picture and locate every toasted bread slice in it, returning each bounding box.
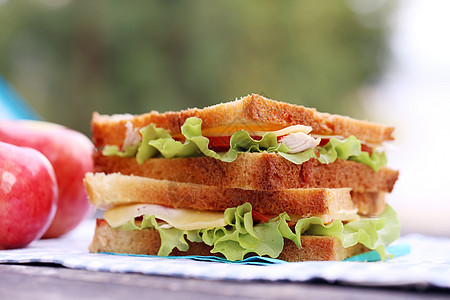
[89,219,369,262]
[351,191,386,216]
[92,94,394,148]
[93,151,398,193]
[84,172,357,218]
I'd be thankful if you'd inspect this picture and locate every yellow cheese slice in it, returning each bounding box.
[251,124,312,137]
[104,204,226,230]
[290,209,360,224]
[104,204,359,231]
[319,209,360,224]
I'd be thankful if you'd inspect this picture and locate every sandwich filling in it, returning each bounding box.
[102,117,387,171]
[102,202,400,261]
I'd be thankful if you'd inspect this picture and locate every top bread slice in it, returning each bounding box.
[92,94,394,147]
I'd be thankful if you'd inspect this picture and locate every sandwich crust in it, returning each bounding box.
[92,94,394,147]
[84,172,356,218]
[89,219,369,262]
[351,191,386,216]
[93,151,398,193]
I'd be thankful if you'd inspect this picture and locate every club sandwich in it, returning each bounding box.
[85,94,400,261]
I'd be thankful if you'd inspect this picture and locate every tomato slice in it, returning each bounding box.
[206,136,233,152]
[252,210,272,223]
[252,211,297,227]
[318,138,330,146]
[206,135,262,152]
[361,143,373,155]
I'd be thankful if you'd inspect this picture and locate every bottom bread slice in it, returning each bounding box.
[89,219,369,262]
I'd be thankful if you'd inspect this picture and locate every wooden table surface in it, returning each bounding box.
[1,264,449,300]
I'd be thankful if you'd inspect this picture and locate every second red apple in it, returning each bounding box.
[0,120,94,238]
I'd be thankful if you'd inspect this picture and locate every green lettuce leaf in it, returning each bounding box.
[103,117,386,170]
[102,145,138,158]
[316,136,386,171]
[145,118,310,164]
[350,151,387,172]
[294,204,400,260]
[205,203,286,261]
[118,215,202,256]
[136,124,173,163]
[117,203,400,261]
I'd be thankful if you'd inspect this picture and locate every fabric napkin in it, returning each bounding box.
[0,219,449,289]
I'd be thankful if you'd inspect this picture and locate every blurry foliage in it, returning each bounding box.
[0,0,391,135]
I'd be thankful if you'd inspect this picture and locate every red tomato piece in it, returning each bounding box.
[251,210,272,223]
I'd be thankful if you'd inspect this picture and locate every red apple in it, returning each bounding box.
[0,141,58,249]
[0,120,93,238]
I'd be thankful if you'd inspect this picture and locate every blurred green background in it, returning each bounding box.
[0,0,391,135]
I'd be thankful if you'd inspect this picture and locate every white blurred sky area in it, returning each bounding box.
[363,0,450,235]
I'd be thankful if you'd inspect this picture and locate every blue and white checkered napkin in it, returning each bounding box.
[1,220,449,289]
